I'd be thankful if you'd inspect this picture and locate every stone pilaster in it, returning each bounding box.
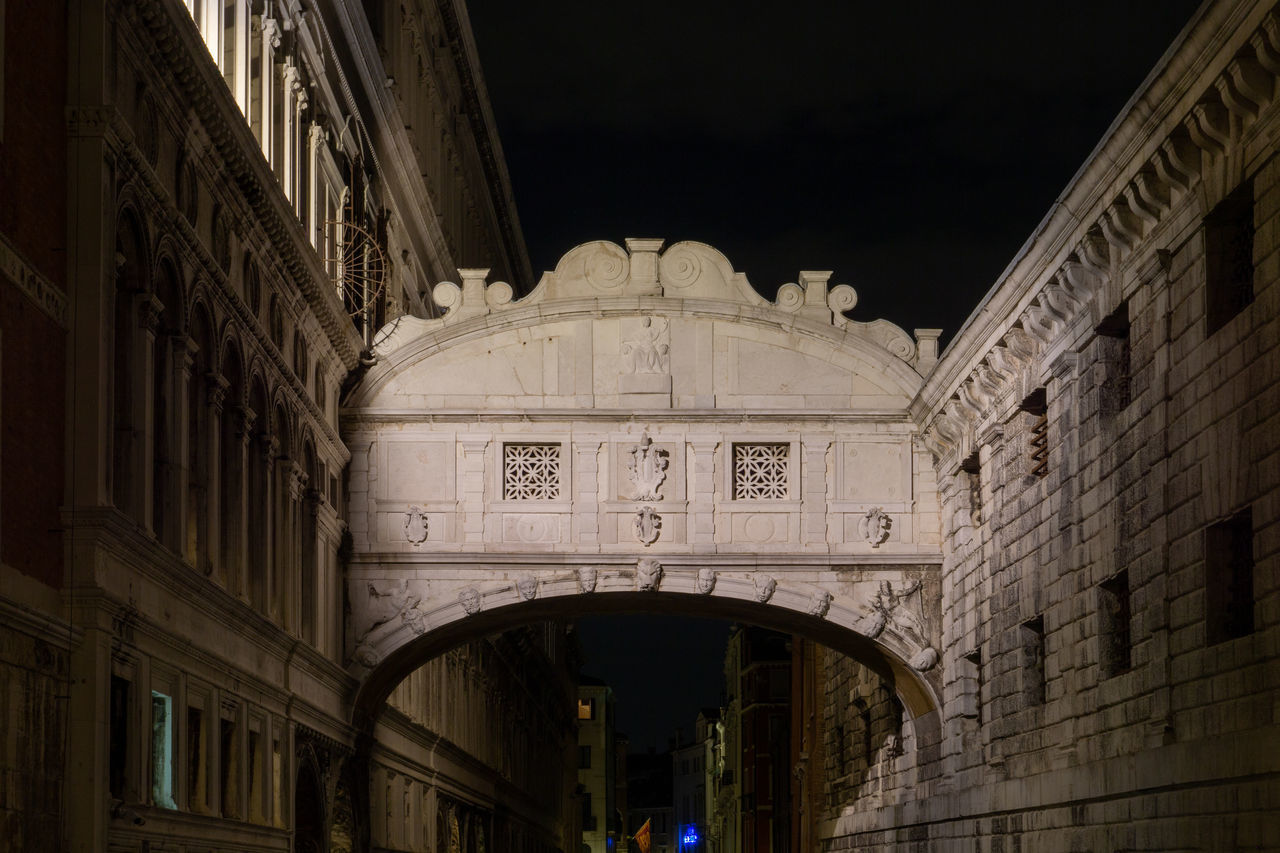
[800,436,832,548]
[687,437,718,550]
[458,436,490,546]
[572,436,604,547]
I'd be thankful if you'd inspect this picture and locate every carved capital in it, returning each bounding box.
[206,372,231,412]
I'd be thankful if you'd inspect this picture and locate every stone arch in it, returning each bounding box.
[294,752,326,853]
[349,571,941,736]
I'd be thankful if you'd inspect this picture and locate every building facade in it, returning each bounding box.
[0,0,571,852]
[577,678,619,853]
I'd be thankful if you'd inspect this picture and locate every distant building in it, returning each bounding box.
[716,627,792,853]
[673,709,720,853]
[629,748,675,853]
[579,676,619,852]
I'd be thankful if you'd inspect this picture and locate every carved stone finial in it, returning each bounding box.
[753,574,777,603]
[516,574,538,601]
[459,587,482,615]
[577,566,598,593]
[808,590,832,619]
[637,558,663,591]
[859,508,892,547]
[404,506,429,545]
[627,432,669,501]
[635,506,662,546]
[696,568,717,594]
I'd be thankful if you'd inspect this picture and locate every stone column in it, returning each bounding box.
[265,435,281,619]
[259,16,280,164]
[799,436,832,548]
[168,335,196,556]
[233,407,256,602]
[129,293,162,530]
[687,437,718,551]
[572,436,604,547]
[458,436,489,546]
[202,373,230,579]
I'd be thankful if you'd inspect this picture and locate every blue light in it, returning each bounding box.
[681,825,700,846]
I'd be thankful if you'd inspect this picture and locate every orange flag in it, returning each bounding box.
[634,818,652,853]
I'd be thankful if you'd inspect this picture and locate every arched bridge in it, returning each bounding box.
[343,238,947,728]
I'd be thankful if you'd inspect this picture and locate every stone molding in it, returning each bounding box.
[915,2,1280,467]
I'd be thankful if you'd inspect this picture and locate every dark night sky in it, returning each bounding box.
[466,1,1204,753]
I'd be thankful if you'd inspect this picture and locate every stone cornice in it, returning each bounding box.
[343,408,914,425]
[129,0,363,372]
[913,0,1280,466]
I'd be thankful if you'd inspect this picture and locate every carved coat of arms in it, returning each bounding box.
[627,432,668,501]
[635,506,662,546]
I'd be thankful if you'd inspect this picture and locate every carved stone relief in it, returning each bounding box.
[808,589,833,618]
[621,317,670,374]
[626,432,669,500]
[637,558,663,591]
[696,568,717,594]
[516,574,538,601]
[635,506,662,546]
[459,587,482,615]
[859,507,892,547]
[753,574,777,603]
[404,506,429,545]
[577,566,598,593]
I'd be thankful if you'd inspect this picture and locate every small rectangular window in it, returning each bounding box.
[187,706,206,810]
[1098,570,1132,677]
[220,717,239,818]
[109,676,131,799]
[962,648,983,724]
[151,690,177,808]
[1020,616,1046,706]
[1205,508,1254,644]
[577,697,595,720]
[732,443,789,500]
[1205,180,1254,335]
[503,443,561,500]
[1096,302,1131,416]
[959,452,982,525]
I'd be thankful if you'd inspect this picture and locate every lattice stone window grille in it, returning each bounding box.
[503,443,561,500]
[733,443,789,500]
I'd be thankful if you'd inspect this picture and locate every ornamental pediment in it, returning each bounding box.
[355,239,935,410]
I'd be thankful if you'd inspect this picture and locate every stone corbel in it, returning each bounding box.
[974,363,1003,400]
[956,379,989,420]
[135,292,164,335]
[1060,259,1101,305]
[986,345,1020,382]
[1215,61,1261,121]
[1122,181,1162,227]
[1078,228,1111,273]
[1041,281,1078,322]
[1157,134,1200,191]
[1048,351,1079,383]
[1132,170,1171,218]
[1184,101,1230,154]
[262,16,282,50]
[931,412,962,448]
[1227,56,1272,112]
[1250,28,1280,76]
[1002,326,1037,364]
[1099,203,1142,251]
[1022,302,1058,345]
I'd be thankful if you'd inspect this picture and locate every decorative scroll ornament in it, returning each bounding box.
[577,566,598,593]
[808,590,833,619]
[637,558,663,591]
[621,317,670,374]
[696,568,717,594]
[859,507,892,547]
[635,506,662,546]
[627,432,669,501]
[870,580,926,645]
[404,506,429,545]
[516,574,538,601]
[753,574,777,603]
[459,587,482,615]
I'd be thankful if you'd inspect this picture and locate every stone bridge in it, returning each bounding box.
[342,239,948,728]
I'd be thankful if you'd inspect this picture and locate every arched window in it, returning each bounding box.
[112,213,148,520]
[152,259,183,549]
[187,305,215,572]
[220,345,245,591]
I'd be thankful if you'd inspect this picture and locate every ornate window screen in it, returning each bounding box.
[503,443,561,500]
[733,443,789,500]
